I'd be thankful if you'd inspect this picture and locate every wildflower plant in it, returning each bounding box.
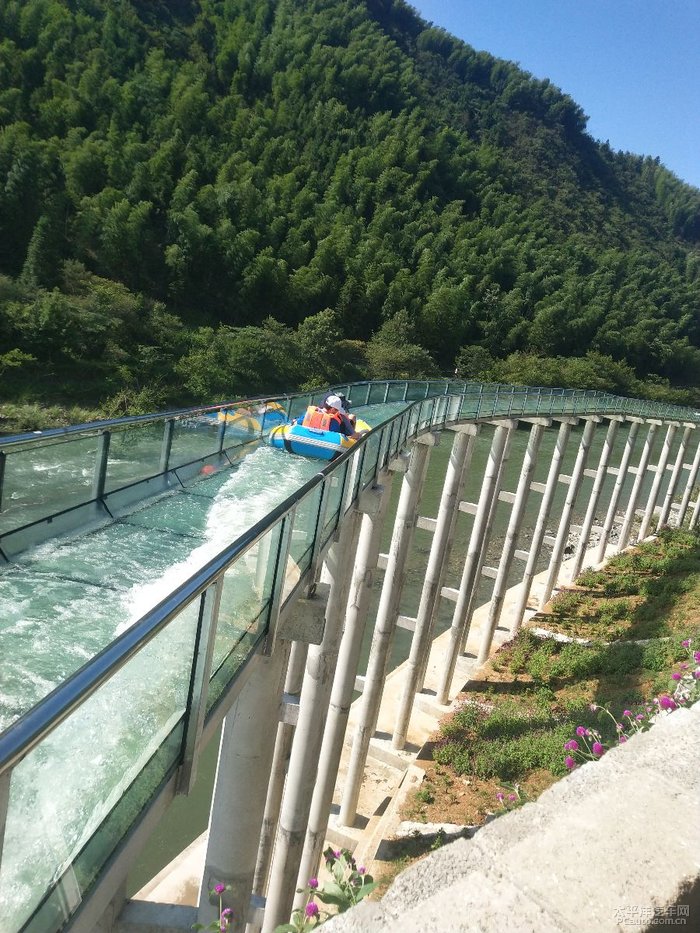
[495,782,528,813]
[193,884,233,933]
[669,638,700,704]
[275,848,377,932]
[562,638,699,771]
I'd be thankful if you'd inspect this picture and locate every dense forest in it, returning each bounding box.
[1,0,700,429]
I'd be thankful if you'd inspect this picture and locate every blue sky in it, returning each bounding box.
[409,0,700,190]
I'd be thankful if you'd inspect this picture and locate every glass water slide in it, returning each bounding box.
[0,381,696,933]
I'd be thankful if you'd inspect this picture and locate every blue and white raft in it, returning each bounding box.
[268,418,371,461]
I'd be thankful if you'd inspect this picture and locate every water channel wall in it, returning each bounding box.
[2,381,700,933]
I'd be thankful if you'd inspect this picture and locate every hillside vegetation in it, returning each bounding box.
[1,0,700,424]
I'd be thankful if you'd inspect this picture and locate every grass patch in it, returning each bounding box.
[398,527,700,841]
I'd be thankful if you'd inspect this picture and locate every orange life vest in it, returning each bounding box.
[302,405,342,432]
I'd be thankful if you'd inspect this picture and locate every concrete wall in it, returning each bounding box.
[324,700,700,933]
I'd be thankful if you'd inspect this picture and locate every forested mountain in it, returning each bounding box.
[1,0,699,425]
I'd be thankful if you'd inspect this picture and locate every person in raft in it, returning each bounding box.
[301,394,366,439]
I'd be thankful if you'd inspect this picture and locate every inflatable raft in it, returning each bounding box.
[200,401,287,436]
[268,418,370,461]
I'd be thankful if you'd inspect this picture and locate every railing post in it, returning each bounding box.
[0,768,9,867]
[569,417,622,581]
[159,418,175,473]
[476,419,548,665]
[392,425,480,750]
[0,450,6,513]
[538,417,599,609]
[176,580,223,795]
[338,439,433,828]
[91,430,111,501]
[637,423,678,541]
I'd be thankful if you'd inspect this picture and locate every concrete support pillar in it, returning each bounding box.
[657,425,693,530]
[250,641,308,909]
[436,422,516,705]
[338,439,434,828]
[595,419,641,564]
[262,508,363,933]
[510,420,576,633]
[197,645,291,933]
[689,484,700,532]
[294,480,393,904]
[674,433,700,527]
[637,423,678,542]
[476,420,548,665]
[538,417,599,609]
[569,417,622,581]
[392,426,480,750]
[416,426,481,692]
[617,421,660,552]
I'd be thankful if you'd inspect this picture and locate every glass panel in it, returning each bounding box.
[460,393,480,419]
[288,393,316,423]
[321,465,347,546]
[0,434,99,535]
[207,523,282,711]
[376,424,392,473]
[361,431,381,485]
[408,406,420,437]
[104,422,166,493]
[367,382,388,405]
[405,382,427,402]
[0,602,199,932]
[386,383,407,403]
[169,414,221,468]
[287,484,322,578]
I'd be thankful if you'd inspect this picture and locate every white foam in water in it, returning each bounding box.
[116,446,317,634]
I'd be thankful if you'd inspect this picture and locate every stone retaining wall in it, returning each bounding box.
[324,701,700,933]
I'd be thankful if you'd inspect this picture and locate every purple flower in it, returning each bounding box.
[671,672,682,681]
[681,639,691,648]
[681,663,689,670]
[306,902,320,919]
[496,792,504,801]
[308,878,318,889]
[359,866,366,875]
[618,734,628,744]
[622,710,632,718]
[508,794,517,801]
[616,724,623,731]
[694,671,700,679]
[221,909,233,919]
[565,739,579,751]
[659,695,677,710]
[589,703,598,711]
[635,714,645,721]
[592,742,604,756]
[214,884,226,895]
[333,850,342,859]
[565,756,576,769]
[693,651,700,662]
[575,725,587,736]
